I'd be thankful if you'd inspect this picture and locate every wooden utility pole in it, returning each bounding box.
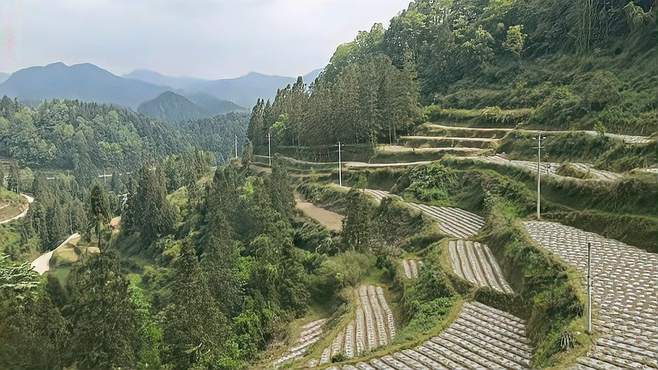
[268,131,272,167]
[587,241,593,334]
[338,141,342,187]
[535,133,545,219]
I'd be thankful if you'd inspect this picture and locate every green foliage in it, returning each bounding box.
[86,184,111,250]
[502,25,527,57]
[405,163,458,203]
[248,55,421,147]
[341,189,376,251]
[67,251,141,369]
[123,165,176,247]
[0,98,186,177]
[484,197,585,367]
[162,242,231,370]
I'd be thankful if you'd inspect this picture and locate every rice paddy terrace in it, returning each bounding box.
[331,302,532,370]
[266,110,656,368]
[473,155,623,182]
[524,221,658,369]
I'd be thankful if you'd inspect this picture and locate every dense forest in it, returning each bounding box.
[248,0,657,147]
[0,97,249,184]
[0,158,341,369]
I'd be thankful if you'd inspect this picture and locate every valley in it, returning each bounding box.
[0,0,656,369]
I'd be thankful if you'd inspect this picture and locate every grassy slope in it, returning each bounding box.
[436,39,658,136]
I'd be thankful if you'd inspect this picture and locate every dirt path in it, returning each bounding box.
[30,233,81,275]
[294,193,344,232]
[0,193,34,225]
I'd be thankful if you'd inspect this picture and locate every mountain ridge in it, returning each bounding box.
[0,62,168,108]
[137,91,245,123]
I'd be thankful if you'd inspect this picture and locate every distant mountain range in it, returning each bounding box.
[137,91,246,123]
[125,68,323,107]
[0,62,322,110]
[0,62,167,108]
[0,73,8,84]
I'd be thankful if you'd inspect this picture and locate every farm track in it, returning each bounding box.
[0,193,34,225]
[273,319,327,368]
[332,302,532,370]
[313,285,396,367]
[421,123,654,145]
[402,259,422,279]
[361,189,484,239]
[472,155,623,182]
[524,221,658,369]
[295,194,345,232]
[448,240,513,294]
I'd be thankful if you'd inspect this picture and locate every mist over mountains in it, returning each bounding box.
[0,62,322,111]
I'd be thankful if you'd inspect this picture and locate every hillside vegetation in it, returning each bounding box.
[137,91,245,123]
[0,97,248,185]
[248,0,657,149]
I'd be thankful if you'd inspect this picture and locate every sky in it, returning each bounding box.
[0,0,411,79]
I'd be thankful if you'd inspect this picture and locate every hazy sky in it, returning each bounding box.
[0,0,410,79]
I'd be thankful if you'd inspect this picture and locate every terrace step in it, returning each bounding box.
[336,302,532,369]
[448,240,513,294]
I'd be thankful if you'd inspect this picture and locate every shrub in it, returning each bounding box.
[405,163,458,203]
[531,86,586,128]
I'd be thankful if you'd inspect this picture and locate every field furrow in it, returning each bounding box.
[336,302,531,369]
[448,240,513,294]
[524,221,658,369]
[312,285,396,367]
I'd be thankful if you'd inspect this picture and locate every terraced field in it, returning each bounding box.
[448,240,513,294]
[402,259,422,279]
[523,221,658,369]
[312,285,396,367]
[421,122,655,145]
[334,302,532,369]
[361,189,485,239]
[476,155,622,182]
[401,135,499,149]
[273,319,327,367]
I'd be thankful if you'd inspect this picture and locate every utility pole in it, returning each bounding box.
[234,135,238,159]
[267,130,272,167]
[535,133,545,219]
[587,241,592,334]
[337,141,342,187]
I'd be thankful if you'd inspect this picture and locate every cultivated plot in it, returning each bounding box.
[311,285,396,367]
[524,221,658,369]
[448,240,513,294]
[335,302,532,369]
[272,318,327,368]
[402,259,423,279]
[361,189,485,239]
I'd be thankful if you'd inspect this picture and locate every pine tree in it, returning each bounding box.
[269,158,294,218]
[162,242,230,369]
[342,189,375,251]
[87,184,110,251]
[67,251,140,369]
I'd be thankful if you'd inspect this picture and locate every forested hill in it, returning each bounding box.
[0,97,248,183]
[248,0,657,147]
[137,91,245,123]
[173,112,250,162]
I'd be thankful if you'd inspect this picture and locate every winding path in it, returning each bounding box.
[295,193,344,232]
[0,193,34,225]
[30,233,81,275]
